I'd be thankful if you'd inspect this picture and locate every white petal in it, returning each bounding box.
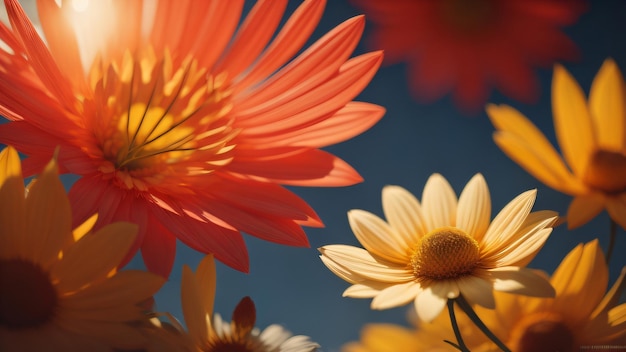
[421,174,458,230]
[490,267,555,297]
[382,185,427,246]
[319,245,413,282]
[343,282,388,298]
[348,209,410,263]
[371,281,422,310]
[482,189,536,247]
[458,275,495,309]
[414,284,450,322]
[456,173,491,241]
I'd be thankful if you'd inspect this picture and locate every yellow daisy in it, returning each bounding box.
[319,173,557,322]
[343,241,626,352]
[0,146,165,351]
[487,58,626,230]
[181,254,320,352]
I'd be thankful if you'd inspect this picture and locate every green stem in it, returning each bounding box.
[455,295,511,352]
[606,219,617,264]
[446,299,470,352]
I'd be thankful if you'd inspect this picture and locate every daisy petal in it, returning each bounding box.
[343,282,388,298]
[482,189,536,248]
[566,193,606,229]
[458,275,495,309]
[421,174,457,231]
[319,245,413,282]
[382,185,426,248]
[371,281,421,310]
[348,209,409,263]
[490,266,555,298]
[0,146,25,260]
[181,265,209,345]
[589,58,626,151]
[456,173,491,241]
[552,64,595,176]
[606,194,626,230]
[414,284,452,322]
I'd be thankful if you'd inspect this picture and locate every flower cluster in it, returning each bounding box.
[1,0,624,351]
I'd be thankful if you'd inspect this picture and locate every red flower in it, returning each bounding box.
[351,0,586,112]
[0,0,384,277]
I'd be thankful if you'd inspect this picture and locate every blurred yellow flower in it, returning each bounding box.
[181,255,320,352]
[344,239,626,351]
[487,59,626,230]
[319,173,556,322]
[0,146,165,351]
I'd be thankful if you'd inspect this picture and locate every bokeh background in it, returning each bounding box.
[4,1,626,351]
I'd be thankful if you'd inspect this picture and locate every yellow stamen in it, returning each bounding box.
[411,226,480,281]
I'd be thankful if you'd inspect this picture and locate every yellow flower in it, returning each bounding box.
[319,173,557,322]
[487,58,626,229]
[181,254,320,352]
[0,146,165,351]
[346,239,626,351]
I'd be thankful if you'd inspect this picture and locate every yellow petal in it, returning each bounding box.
[552,64,596,176]
[73,213,98,242]
[421,173,457,231]
[52,222,138,292]
[348,209,410,264]
[589,58,626,152]
[550,240,608,325]
[0,146,25,260]
[195,254,216,318]
[181,264,209,345]
[382,185,427,249]
[23,157,73,267]
[456,173,491,241]
[606,194,626,230]
[566,193,606,229]
[487,104,587,195]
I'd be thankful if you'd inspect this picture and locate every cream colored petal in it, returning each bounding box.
[566,193,606,229]
[23,157,73,267]
[490,267,555,297]
[343,282,388,298]
[195,254,216,318]
[421,173,457,230]
[382,185,427,247]
[319,245,414,282]
[371,281,422,310]
[487,104,587,195]
[552,64,596,176]
[482,189,536,248]
[52,222,138,293]
[458,275,495,309]
[589,58,626,151]
[456,173,491,241]
[606,194,626,230]
[319,255,362,284]
[348,209,411,264]
[181,264,209,345]
[414,282,456,322]
[550,240,608,324]
[0,146,25,260]
[482,211,556,267]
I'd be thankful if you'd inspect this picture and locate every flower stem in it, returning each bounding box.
[446,299,470,352]
[455,295,511,352]
[606,219,617,264]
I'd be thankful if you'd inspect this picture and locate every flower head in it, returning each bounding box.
[181,255,320,352]
[488,59,626,230]
[350,0,586,112]
[319,173,556,322]
[0,146,165,351]
[0,0,385,277]
[348,239,626,352]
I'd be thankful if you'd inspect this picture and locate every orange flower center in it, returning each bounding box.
[410,226,480,282]
[0,259,58,329]
[582,150,626,194]
[89,48,238,190]
[438,0,497,34]
[509,312,575,352]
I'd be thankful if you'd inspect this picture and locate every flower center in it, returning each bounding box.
[509,312,575,352]
[0,259,58,329]
[410,226,480,282]
[89,48,238,191]
[438,0,497,34]
[582,150,626,194]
